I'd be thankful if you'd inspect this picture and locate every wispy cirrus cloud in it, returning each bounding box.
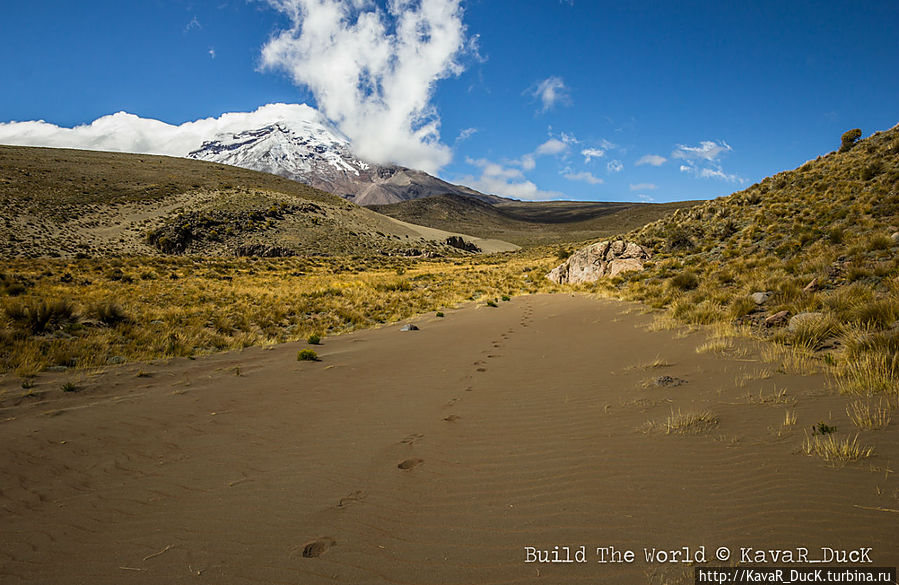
[672,140,732,162]
[527,76,571,113]
[629,183,657,191]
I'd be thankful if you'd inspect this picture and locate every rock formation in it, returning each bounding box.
[546,240,651,284]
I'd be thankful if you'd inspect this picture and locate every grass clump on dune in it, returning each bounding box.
[802,432,875,465]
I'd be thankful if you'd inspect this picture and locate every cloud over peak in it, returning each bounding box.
[0,103,336,157]
[260,0,470,174]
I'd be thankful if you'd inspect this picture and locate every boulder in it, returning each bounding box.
[546,240,651,284]
[891,232,899,245]
[400,324,419,332]
[788,312,824,332]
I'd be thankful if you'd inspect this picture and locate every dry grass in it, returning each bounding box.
[783,410,798,427]
[760,344,821,376]
[836,354,899,399]
[802,432,875,465]
[846,398,893,430]
[0,254,557,374]
[645,408,720,435]
[746,387,797,406]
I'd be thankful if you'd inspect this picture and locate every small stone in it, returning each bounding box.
[764,310,790,327]
[750,292,770,305]
[400,324,419,332]
[891,232,899,245]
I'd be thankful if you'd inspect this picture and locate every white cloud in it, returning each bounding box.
[208,47,216,59]
[260,0,469,174]
[460,157,563,200]
[635,154,666,167]
[535,138,568,156]
[636,193,656,202]
[672,139,742,183]
[581,147,604,163]
[455,127,477,143]
[629,183,657,191]
[528,76,570,113]
[0,103,338,157]
[672,140,732,162]
[562,170,603,185]
[607,159,623,173]
[679,162,743,183]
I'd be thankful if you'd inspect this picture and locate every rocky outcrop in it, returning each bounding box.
[546,240,651,284]
[444,236,481,253]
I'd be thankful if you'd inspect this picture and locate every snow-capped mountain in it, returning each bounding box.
[188,112,491,206]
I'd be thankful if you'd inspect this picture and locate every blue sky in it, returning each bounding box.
[1,1,897,202]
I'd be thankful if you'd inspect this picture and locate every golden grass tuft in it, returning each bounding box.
[846,398,892,430]
[836,353,899,398]
[802,432,875,465]
[783,410,797,427]
[661,408,719,434]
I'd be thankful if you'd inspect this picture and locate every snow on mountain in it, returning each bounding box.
[188,116,491,206]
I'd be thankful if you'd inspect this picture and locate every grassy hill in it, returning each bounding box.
[0,146,514,258]
[588,124,899,403]
[370,193,699,246]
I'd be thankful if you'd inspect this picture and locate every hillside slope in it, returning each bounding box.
[0,146,515,257]
[592,124,899,394]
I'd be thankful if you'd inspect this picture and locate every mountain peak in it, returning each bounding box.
[188,118,492,206]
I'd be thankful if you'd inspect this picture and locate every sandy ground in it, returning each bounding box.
[1,294,896,584]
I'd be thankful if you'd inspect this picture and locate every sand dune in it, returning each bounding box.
[1,294,896,584]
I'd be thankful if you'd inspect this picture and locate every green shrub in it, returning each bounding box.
[297,349,320,361]
[840,128,862,153]
[306,333,321,345]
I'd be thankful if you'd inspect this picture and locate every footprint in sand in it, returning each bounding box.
[487,354,500,358]
[337,490,366,508]
[476,367,487,372]
[400,433,424,445]
[301,537,336,558]
[443,414,461,422]
[397,458,424,470]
